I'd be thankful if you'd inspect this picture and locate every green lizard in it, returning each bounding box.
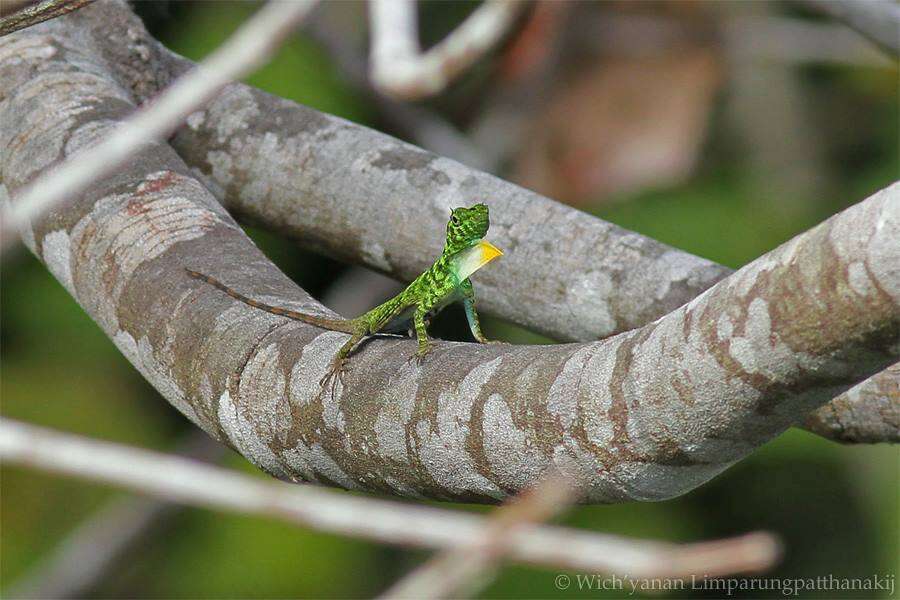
[186,203,503,386]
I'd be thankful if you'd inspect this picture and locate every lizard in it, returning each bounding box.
[186,203,503,388]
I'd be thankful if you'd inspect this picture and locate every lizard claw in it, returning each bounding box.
[408,347,432,367]
[319,358,348,394]
[475,337,506,346]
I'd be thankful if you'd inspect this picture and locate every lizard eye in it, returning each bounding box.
[450,215,460,225]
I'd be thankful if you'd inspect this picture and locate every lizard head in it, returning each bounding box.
[444,204,502,279]
[444,203,491,255]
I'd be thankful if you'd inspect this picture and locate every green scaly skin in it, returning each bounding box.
[186,204,499,387]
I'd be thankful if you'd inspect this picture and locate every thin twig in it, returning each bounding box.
[6,432,225,599]
[0,0,317,253]
[381,472,579,599]
[305,9,491,169]
[368,0,527,100]
[0,418,781,577]
[0,0,94,36]
[798,0,900,57]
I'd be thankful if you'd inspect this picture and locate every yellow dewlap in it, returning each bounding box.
[452,240,503,281]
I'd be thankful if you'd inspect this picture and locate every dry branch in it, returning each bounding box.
[6,432,224,599]
[1,1,898,507]
[306,10,491,170]
[368,0,527,100]
[382,473,578,599]
[0,418,781,577]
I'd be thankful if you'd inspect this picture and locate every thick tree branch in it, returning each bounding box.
[0,418,781,577]
[3,4,898,503]
[155,41,731,346]
[803,363,899,443]
[73,2,896,444]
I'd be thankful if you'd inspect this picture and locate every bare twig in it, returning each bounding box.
[10,496,170,598]
[305,9,491,170]
[6,432,225,599]
[798,0,900,57]
[368,0,527,100]
[0,418,781,577]
[0,0,317,253]
[0,0,93,36]
[382,473,579,599]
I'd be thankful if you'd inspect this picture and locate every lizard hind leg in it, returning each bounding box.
[319,324,366,392]
[408,305,433,366]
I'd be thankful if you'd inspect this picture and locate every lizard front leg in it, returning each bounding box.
[460,278,492,344]
[410,305,433,365]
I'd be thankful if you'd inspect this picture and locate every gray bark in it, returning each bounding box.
[68,0,898,444]
[803,364,899,443]
[2,1,898,503]
[66,3,730,344]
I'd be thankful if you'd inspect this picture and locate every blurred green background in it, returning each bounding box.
[2,1,897,598]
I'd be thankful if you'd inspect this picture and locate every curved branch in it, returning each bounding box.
[803,364,899,444]
[75,2,896,444]
[166,52,730,346]
[23,1,724,342]
[2,8,897,503]
[368,0,527,100]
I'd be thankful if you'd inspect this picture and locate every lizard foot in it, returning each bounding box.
[319,359,348,394]
[407,347,432,367]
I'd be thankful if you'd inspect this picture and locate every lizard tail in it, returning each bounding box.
[185,269,356,333]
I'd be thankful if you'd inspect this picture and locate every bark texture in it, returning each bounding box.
[32,1,898,444]
[62,3,730,344]
[803,364,899,443]
[2,1,898,504]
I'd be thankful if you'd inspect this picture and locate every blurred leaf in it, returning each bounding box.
[514,47,721,205]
